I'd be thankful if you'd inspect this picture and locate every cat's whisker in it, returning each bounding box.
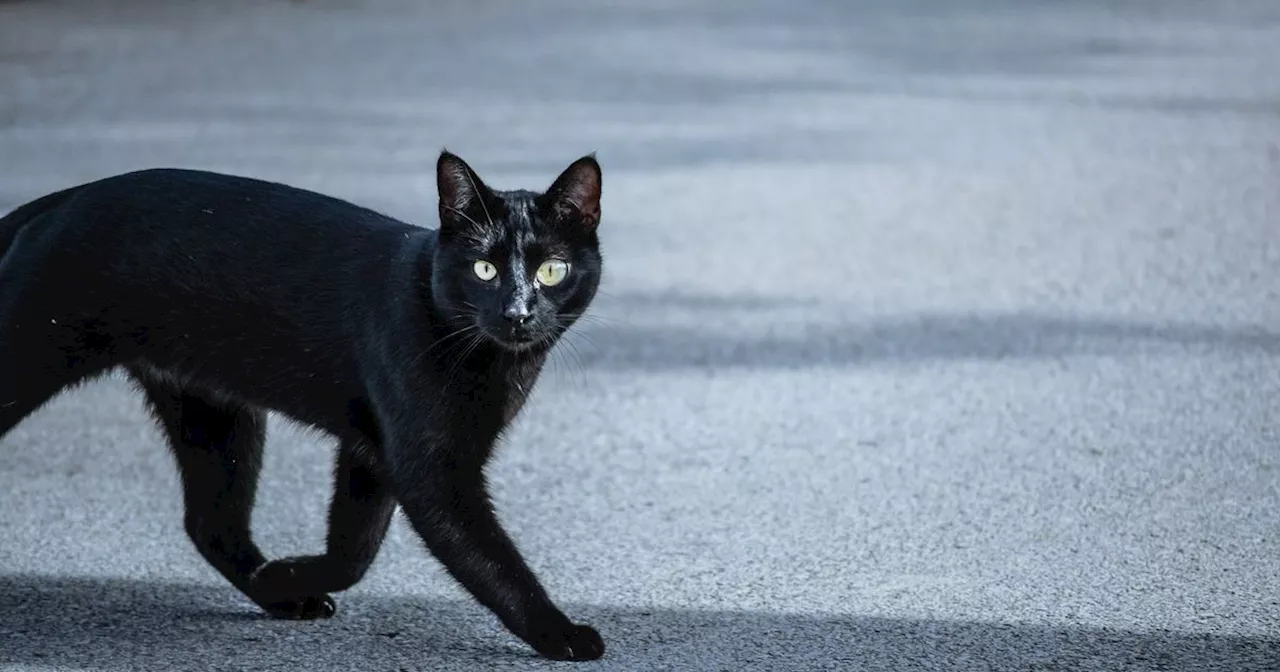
[557,316,621,344]
[547,338,570,387]
[413,323,481,367]
[558,310,621,320]
[439,333,480,388]
[563,329,606,360]
[549,337,583,388]
[563,320,621,340]
[559,312,626,328]
[422,329,483,385]
[545,337,566,384]
[549,332,588,388]
[562,338,591,387]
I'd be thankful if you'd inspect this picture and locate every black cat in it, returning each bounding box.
[0,151,606,661]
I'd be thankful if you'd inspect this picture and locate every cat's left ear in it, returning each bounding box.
[437,150,493,235]
[541,155,602,230]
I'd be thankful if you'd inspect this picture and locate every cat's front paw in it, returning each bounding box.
[261,594,336,620]
[248,560,337,620]
[528,622,605,661]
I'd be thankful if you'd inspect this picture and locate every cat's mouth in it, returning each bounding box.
[503,338,538,352]
[483,328,544,353]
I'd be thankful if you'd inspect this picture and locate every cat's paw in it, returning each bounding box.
[261,594,336,620]
[528,622,605,661]
[248,560,337,620]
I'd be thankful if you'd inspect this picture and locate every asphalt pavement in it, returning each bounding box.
[1,1,1278,670]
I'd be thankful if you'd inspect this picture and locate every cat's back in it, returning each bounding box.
[6,167,427,283]
[63,167,411,241]
[1,167,435,330]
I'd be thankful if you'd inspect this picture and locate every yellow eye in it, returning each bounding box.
[536,259,570,287]
[473,260,498,281]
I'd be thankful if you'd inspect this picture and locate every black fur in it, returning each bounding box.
[0,151,606,661]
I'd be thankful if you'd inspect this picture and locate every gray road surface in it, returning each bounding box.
[1,1,1278,670]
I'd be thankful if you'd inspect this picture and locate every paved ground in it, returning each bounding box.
[1,0,1279,670]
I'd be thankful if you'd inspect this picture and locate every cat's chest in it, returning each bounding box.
[500,366,542,424]
[437,359,544,428]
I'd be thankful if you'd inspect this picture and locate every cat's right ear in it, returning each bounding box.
[437,150,490,234]
[542,154,602,230]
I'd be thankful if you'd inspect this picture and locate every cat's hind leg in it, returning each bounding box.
[0,323,117,440]
[0,354,91,440]
[130,368,335,620]
[0,221,110,439]
[248,440,396,607]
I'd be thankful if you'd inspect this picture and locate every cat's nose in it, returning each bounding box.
[502,304,531,325]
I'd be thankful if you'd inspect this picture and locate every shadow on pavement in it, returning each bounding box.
[2,574,1276,671]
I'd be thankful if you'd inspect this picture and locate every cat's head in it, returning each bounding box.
[430,151,603,353]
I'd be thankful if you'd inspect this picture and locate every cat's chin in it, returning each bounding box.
[495,340,537,353]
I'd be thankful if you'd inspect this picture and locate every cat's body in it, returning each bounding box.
[0,153,606,661]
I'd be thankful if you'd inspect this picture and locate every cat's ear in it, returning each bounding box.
[541,154,602,230]
[437,150,492,232]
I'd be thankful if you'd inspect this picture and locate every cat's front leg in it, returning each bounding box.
[389,444,604,661]
[248,440,396,615]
